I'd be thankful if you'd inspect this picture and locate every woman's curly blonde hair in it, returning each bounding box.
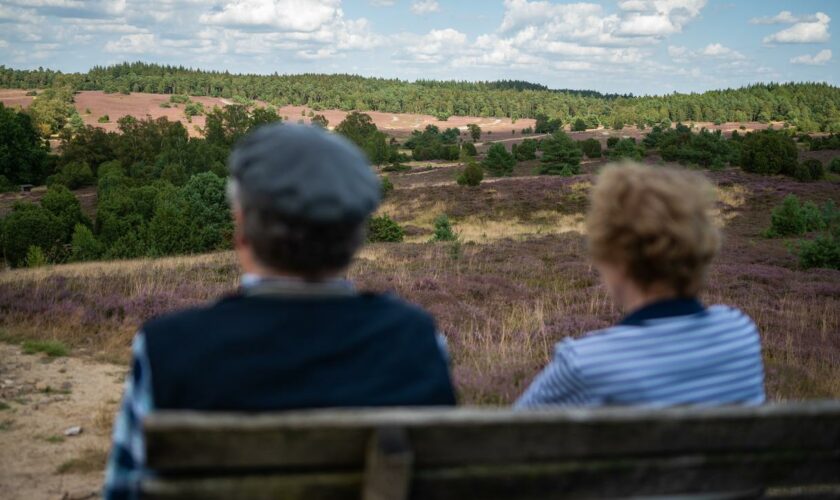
[586,162,721,297]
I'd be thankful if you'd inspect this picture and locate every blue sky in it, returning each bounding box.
[0,0,836,95]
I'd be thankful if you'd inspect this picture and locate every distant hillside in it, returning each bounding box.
[1,62,838,131]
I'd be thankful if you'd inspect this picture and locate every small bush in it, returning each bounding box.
[70,224,103,262]
[381,176,394,197]
[461,142,477,157]
[97,115,109,123]
[766,195,825,237]
[457,158,484,186]
[482,143,515,177]
[804,158,825,181]
[22,340,68,357]
[798,233,840,270]
[169,94,190,104]
[571,118,587,132]
[48,162,95,189]
[430,215,457,242]
[579,138,602,158]
[367,215,404,243]
[382,163,410,173]
[606,137,620,148]
[25,246,48,267]
[608,138,644,161]
[159,102,171,108]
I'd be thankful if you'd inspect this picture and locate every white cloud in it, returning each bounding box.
[763,12,830,44]
[750,11,819,25]
[615,0,707,36]
[410,0,438,15]
[369,0,394,5]
[790,49,832,65]
[403,28,466,63]
[104,33,156,53]
[200,0,341,32]
[700,43,744,59]
[667,42,744,62]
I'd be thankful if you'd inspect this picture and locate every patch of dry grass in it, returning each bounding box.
[56,447,108,475]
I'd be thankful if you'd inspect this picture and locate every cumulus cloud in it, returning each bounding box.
[667,42,744,62]
[700,43,744,59]
[750,11,819,25]
[410,0,439,15]
[199,0,340,31]
[763,12,830,44]
[790,49,832,65]
[402,28,467,63]
[104,32,156,53]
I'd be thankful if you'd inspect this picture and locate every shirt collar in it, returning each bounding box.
[619,297,705,326]
[240,273,356,298]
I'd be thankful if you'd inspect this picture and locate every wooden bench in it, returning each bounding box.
[141,402,840,499]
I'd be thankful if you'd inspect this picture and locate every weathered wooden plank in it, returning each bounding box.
[140,450,840,500]
[362,428,413,500]
[142,472,361,500]
[144,403,840,470]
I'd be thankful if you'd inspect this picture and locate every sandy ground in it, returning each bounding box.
[0,343,125,500]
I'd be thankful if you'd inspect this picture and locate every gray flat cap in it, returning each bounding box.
[228,123,381,222]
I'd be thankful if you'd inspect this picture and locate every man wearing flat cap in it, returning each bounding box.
[104,124,456,500]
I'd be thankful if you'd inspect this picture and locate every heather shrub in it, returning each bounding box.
[98,115,109,123]
[430,215,457,242]
[367,215,404,242]
[606,137,620,148]
[830,157,840,174]
[457,158,483,186]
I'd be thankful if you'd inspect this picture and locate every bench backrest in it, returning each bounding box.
[141,401,840,499]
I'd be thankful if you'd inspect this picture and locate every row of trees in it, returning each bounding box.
[2,63,839,131]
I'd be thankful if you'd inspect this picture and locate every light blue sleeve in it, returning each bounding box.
[514,341,589,409]
[103,332,154,500]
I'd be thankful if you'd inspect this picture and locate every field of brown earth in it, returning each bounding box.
[1,89,783,145]
[0,89,534,140]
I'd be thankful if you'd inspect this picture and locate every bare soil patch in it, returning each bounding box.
[0,343,125,500]
[0,89,34,110]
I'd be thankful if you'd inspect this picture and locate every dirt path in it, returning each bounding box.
[0,344,125,500]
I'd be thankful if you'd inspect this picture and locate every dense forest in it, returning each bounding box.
[1,63,839,132]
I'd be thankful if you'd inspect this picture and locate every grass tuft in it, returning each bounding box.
[22,340,69,357]
[56,448,108,474]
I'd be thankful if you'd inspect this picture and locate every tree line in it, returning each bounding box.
[2,63,839,132]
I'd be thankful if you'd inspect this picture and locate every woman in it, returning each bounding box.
[516,163,765,408]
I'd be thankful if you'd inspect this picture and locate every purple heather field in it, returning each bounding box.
[0,163,838,404]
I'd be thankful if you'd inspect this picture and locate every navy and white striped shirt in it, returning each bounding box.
[516,298,765,408]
